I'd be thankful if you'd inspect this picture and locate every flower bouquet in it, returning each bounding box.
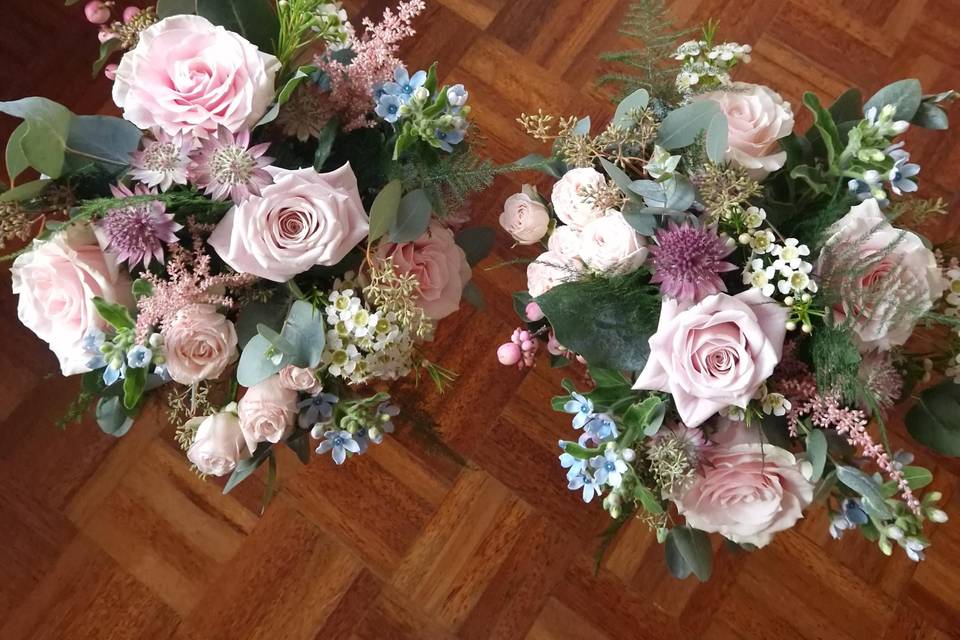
[497,10,960,579]
[1,0,498,496]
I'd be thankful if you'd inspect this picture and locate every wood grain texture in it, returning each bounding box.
[1,1,960,638]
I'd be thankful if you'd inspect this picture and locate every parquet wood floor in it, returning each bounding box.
[1,1,959,638]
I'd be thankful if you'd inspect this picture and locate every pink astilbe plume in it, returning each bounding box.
[776,356,921,515]
[314,0,426,130]
[136,221,255,342]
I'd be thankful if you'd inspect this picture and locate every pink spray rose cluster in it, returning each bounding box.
[499,184,550,245]
[113,15,280,138]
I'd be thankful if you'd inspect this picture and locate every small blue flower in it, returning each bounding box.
[154,364,171,382]
[829,498,869,539]
[126,345,153,369]
[584,413,618,443]
[317,430,360,465]
[567,468,601,503]
[886,144,920,196]
[375,94,403,123]
[436,127,465,152]
[103,363,124,386]
[589,448,628,488]
[376,402,400,431]
[446,84,468,107]
[298,393,340,429]
[383,67,427,102]
[558,445,586,481]
[904,537,927,562]
[353,427,371,454]
[562,392,594,429]
[82,330,106,353]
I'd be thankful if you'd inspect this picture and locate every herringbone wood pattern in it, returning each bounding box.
[2,1,960,638]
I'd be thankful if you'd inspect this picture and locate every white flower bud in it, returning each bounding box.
[928,508,949,523]
[785,320,797,331]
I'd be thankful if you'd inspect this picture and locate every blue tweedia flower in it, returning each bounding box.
[375,94,403,123]
[567,468,602,503]
[563,392,594,429]
[103,362,125,386]
[886,143,920,196]
[584,413,618,443]
[436,127,465,152]
[559,448,585,481]
[317,430,361,465]
[126,345,153,369]
[446,84,469,107]
[904,537,928,562]
[83,330,107,369]
[154,364,172,382]
[829,498,869,539]
[298,393,340,429]
[383,66,427,102]
[590,448,628,488]
[353,427,371,454]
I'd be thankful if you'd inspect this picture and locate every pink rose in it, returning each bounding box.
[377,222,471,320]
[634,290,788,427]
[499,185,550,245]
[579,211,648,275]
[209,164,369,283]
[693,82,794,178]
[550,168,607,230]
[112,15,280,137]
[11,225,133,375]
[675,420,814,547]
[547,225,582,261]
[819,198,945,351]
[278,365,323,394]
[162,303,238,385]
[186,410,251,477]
[238,374,298,448]
[527,250,579,298]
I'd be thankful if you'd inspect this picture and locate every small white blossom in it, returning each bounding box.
[750,230,776,255]
[743,206,767,229]
[761,392,791,416]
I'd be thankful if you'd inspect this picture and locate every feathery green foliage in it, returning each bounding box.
[811,323,863,402]
[391,149,509,215]
[597,0,695,103]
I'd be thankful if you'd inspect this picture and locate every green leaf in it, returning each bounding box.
[122,366,147,411]
[131,278,154,300]
[196,0,279,53]
[805,429,827,482]
[461,280,485,309]
[156,0,197,17]
[864,78,922,122]
[64,115,141,174]
[454,226,495,266]
[512,291,534,321]
[92,297,135,331]
[912,102,949,130]
[281,299,325,368]
[92,38,121,78]
[236,297,289,348]
[589,368,630,389]
[897,466,934,490]
[629,175,695,211]
[559,441,602,460]
[286,431,311,464]
[836,465,893,520]
[665,533,693,579]
[513,153,566,178]
[573,116,591,135]
[96,396,134,437]
[634,483,664,514]
[621,396,665,444]
[0,178,52,203]
[368,179,403,242]
[828,88,864,124]
[536,278,654,372]
[621,201,658,236]
[704,111,728,163]
[389,188,432,242]
[667,526,712,581]
[312,118,339,171]
[658,101,721,149]
[223,442,273,494]
[803,92,841,169]
[790,165,830,196]
[6,121,30,182]
[236,335,287,387]
[905,381,960,456]
[614,88,650,127]
[260,451,277,514]
[599,158,637,199]
[0,97,72,178]
[812,469,837,504]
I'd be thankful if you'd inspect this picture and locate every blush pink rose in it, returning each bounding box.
[499,185,550,245]
[186,410,252,477]
[209,164,369,283]
[238,374,298,449]
[112,15,280,137]
[675,420,814,547]
[278,365,323,394]
[527,250,580,298]
[693,82,794,179]
[551,168,607,230]
[11,225,133,375]
[377,223,471,320]
[633,290,788,427]
[547,225,582,261]
[162,303,238,385]
[579,211,648,275]
[819,198,945,351]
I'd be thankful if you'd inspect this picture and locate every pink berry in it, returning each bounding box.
[497,343,522,366]
[521,339,535,351]
[104,63,118,80]
[525,301,544,322]
[84,1,111,24]
[122,6,140,22]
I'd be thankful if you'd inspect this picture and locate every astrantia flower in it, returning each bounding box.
[858,351,903,411]
[649,221,736,302]
[191,128,273,202]
[129,131,192,191]
[97,199,182,267]
[277,83,335,142]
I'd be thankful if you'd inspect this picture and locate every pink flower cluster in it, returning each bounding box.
[314,0,426,130]
[498,328,540,369]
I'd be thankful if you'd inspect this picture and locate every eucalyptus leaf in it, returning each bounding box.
[512,291,533,321]
[836,465,893,520]
[455,226,495,266]
[0,178,52,203]
[613,88,650,127]
[905,381,960,456]
[312,118,339,170]
[281,299,325,368]
[667,526,712,581]
[461,280,485,309]
[658,101,721,150]
[96,396,134,437]
[513,153,567,178]
[236,297,289,348]
[574,116,591,136]
[805,428,827,482]
[196,0,279,53]
[92,38,121,78]
[0,97,72,178]
[368,179,403,242]
[635,483,664,514]
[704,111,729,163]
[665,533,693,579]
[64,115,141,174]
[864,78,922,122]
[620,202,658,235]
[389,188,432,242]
[6,121,30,182]
[912,102,949,130]
[236,335,287,387]
[223,442,273,494]
[599,157,637,199]
[156,0,197,17]
[257,323,299,356]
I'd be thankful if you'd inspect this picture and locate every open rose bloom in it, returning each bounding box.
[3,2,495,494]
[497,27,959,579]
